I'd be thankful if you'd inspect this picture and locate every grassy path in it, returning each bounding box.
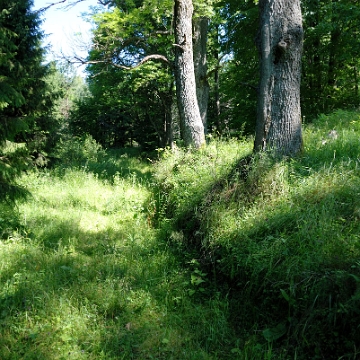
[0,155,232,359]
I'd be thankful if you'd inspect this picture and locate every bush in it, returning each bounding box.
[53,134,106,168]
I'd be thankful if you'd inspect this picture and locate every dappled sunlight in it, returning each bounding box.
[0,148,233,359]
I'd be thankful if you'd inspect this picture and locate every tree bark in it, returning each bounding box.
[162,89,174,148]
[254,0,303,157]
[354,64,359,105]
[193,16,209,135]
[174,0,205,148]
[327,1,340,89]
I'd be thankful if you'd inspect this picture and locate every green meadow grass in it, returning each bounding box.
[0,143,237,359]
[1,110,360,359]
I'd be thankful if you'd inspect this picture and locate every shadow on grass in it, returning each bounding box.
[150,138,360,359]
[52,147,154,186]
[3,130,360,359]
[0,212,233,359]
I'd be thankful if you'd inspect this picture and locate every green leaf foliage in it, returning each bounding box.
[70,0,175,150]
[302,0,360,117]
[218,0,360,135]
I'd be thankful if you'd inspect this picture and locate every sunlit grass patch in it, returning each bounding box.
[1,153,160,358]
[0,145,238,359]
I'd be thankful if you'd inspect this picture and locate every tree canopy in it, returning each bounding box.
[70,0,359,152]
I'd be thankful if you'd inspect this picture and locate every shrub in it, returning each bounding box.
[53,134,106,168]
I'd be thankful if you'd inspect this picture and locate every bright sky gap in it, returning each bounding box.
[33,0,99,74]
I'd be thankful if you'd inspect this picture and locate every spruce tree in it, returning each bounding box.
[0,0,49,201]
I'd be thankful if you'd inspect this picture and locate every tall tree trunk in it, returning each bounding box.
[163,92,174,148]
[174,0,205,148]
[214,59,221,133]
[327,0,340,89]
[193,16,209,135]
[254,0,303,157]
[353,63,359,106]
[213,24,222,134]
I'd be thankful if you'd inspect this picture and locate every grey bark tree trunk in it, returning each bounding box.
[212,24,222,134]
[254,0,304,157]
[193,16,209,135]
[174,0,205,148]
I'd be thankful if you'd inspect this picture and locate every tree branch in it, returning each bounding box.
[37,0,68,13]
[97,0,113,5]
[132,54,173,69]
[36,0,93,13]
[73,54,174,70]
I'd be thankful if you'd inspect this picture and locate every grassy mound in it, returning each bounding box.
[151,109,360,359]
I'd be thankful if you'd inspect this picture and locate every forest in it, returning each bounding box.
[0,0,360,358]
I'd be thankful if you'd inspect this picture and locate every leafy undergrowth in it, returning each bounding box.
[152,110,360,359]
[1,110,360,359]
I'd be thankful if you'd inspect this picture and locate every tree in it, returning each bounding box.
[74,0,176,149]
[0,0,51,199]
[218,0,360,135]
[42,62,89,153]
[68,0,210,149]
[254,0,303,157]
[301,0,360,117]
[193,0,216,135]
[71,61,174,149]
[214,0,259,136]
[174,0,205,148]
[193,16,209,134]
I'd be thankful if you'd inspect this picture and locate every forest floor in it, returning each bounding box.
[1,109,360,359]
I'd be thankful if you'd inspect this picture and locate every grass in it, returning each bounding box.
[1,110,360,359]
[0,140,236,359]
[150,110,360,359]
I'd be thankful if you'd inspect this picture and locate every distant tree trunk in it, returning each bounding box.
[214,66,221,132]
[254,0,303,157]
[305,5,322,101]
[213,24,222,134]
[174,0,205,148]
[354,63,359,105]
[327,33,340,89]
[163,92,174,148]
[193,16,209,135]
